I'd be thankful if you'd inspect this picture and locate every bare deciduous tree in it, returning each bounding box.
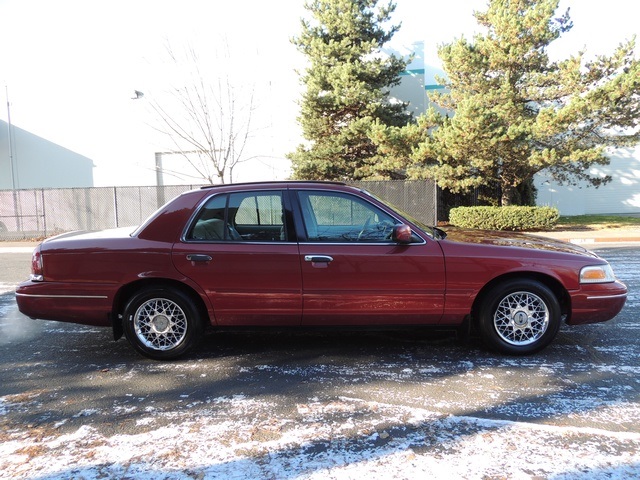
[150,44,257,184]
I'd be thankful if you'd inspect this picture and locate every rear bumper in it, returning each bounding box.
[15,280,114,327]
[567,280,628,325]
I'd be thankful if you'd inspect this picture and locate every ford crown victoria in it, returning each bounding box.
[16,182,627,359]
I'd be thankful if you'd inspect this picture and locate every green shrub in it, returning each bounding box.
[448,206,559,231]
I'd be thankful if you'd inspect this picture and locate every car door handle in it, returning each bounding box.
[304,255,333,263]
[186,254,213,262]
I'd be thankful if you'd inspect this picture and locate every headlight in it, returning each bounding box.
[580,264,616,284]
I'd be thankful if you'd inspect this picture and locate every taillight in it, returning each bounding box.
[30,246,44,282]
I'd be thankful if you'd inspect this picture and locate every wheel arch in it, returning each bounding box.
[470,272,570,327]
[111,278,212,341]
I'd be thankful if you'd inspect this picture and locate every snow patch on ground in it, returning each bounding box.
[1,395,639,479]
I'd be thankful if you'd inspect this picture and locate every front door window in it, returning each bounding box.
[297,191,398,243]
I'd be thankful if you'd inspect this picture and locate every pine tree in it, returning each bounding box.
[371,0,640,205]
[289,0,411,180]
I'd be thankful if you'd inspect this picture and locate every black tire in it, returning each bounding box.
[123,287,204,360]
[478,279,561,355]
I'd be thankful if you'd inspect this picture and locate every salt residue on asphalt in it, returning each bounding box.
[1,395,639,479]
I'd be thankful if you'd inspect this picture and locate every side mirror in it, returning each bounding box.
[392,224,413,244]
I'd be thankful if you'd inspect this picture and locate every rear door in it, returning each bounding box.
[172,189,302,326]
[294,189,446,326]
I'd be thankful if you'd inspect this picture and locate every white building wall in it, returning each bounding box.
[535,147,640,215]
[0,120,94,189]
[388,41,446,117]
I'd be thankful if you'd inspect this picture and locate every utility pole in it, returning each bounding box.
[5,85,17,190]
[155,152,165,207]
[154,150,208,207]
[5,85,21,234]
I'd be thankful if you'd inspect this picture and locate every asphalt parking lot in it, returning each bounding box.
[1,245,639,479]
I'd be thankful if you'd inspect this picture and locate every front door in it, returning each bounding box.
[294,189,446,326]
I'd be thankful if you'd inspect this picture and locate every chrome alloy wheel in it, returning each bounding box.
[133,298,188,351]
[493,291,550,346]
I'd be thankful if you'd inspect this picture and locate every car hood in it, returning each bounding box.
[440,227,599,257]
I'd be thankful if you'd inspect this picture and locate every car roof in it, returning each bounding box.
[200,180,347,190]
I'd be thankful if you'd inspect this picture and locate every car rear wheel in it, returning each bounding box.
[123,288,203,360]
[478,279,561,355]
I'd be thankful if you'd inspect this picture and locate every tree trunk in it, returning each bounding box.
[501,183,517,207]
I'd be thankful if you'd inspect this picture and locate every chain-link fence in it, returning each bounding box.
[353,180,438,226]
[0,181,439,241]
[0,185,204,241]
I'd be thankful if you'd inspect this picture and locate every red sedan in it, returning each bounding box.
[16,181,627,360]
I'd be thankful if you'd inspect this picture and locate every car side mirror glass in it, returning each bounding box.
[392,224,412,244]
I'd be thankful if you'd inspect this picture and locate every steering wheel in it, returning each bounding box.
[377,220,394,240]
[357,217,372,241]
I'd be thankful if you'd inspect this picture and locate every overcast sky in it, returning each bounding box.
[1,0,638,186]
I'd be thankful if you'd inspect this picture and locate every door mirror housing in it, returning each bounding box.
[392,224,413,244]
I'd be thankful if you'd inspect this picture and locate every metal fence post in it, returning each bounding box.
[41,188,47,237]
[113,186,119,228]
[434,180,439,224]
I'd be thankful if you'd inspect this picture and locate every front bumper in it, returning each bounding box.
[567,280,628,325]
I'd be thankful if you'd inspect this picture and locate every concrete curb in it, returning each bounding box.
[568,237,640,244]
[0,246,35,253]
[531,231,640,245]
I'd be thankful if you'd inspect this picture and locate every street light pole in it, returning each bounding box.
[5,85,17,190]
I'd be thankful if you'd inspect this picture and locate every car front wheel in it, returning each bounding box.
[478,279,561,355]
[123,288,203,360]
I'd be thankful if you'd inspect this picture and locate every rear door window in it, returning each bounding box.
[187,191,286,242]
[231,192,286,242]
